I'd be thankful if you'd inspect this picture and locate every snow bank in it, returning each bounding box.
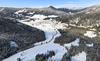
[64,38,80,50]
[86,12,90,14]
[15,9,27,14]
[90,28,96,31]
[10,41,18,47]
[30,14,47,20]
[86,43,93,47]
[71,51,86,61]
[84,31,97,38]
[27,12,35,15]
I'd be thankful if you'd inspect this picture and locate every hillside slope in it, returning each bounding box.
[0,17,45,60]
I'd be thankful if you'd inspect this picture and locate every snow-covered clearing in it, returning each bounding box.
[28,12,35,15]
[86,12,90,14]
[30,14,47,20]
[71,51,86,61]
[64,38,80,50]
[19,19,67,45]
[86,43,93,47]
[84,31,97,38]
[90,28,96,31]
[10,41,18,48]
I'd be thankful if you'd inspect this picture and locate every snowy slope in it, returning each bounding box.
[15,9,27,14]
[64,38,80,50]
[71,51,86,61]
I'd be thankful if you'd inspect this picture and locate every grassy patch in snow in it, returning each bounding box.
[65,26,100,42]
[65,26,89,35]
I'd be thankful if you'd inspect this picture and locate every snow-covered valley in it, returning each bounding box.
[3,15,67,61]
[1,5,100,61]
[3,14,87,61]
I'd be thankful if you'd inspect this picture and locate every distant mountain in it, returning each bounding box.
[57,5,100,28]
[0,6,83,19]
[0,6,67,18]
[48,6,56,9]
[1,5,100,28]
[57,7,86,13]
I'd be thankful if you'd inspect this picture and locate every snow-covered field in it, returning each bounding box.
[64,38,80,50]
[19,19,67,46]
[86,43,93,47]
[71,51,86,61]
[84,31,97,38]
[3,14,87,61]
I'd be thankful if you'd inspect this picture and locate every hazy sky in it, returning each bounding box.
[0,0,100,8]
